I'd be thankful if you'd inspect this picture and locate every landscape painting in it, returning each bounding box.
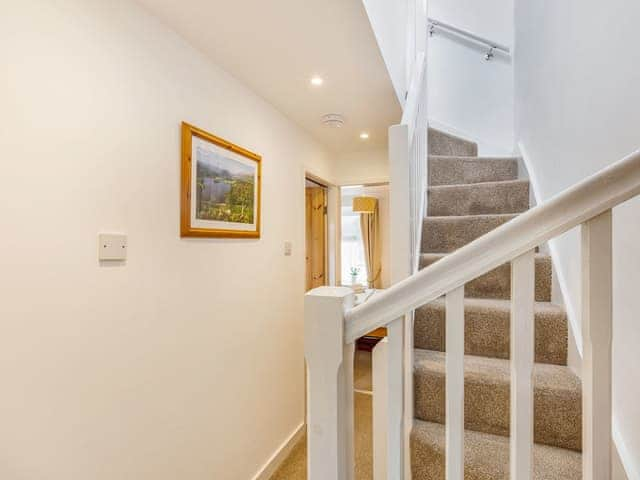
[181,123,261,238]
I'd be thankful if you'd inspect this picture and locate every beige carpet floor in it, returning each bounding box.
[270,350,373,479]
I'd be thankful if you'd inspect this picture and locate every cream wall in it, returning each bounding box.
[514,1,640,477]
[335,149,389,185]
[0,1,334,479]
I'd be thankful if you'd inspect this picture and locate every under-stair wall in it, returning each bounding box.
[515,1,640,477]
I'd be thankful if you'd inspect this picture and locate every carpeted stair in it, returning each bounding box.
[411,128,582,479]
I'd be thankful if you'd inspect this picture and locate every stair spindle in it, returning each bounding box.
[581,210,613,480]
[372,317,405,480]
[510,250,536,479]
[446,286,465,480]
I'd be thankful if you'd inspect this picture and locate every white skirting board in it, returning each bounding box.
[251,423,305,480]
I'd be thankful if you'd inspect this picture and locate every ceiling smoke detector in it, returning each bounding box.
[321,113,345,128]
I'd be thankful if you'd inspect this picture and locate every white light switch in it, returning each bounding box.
[284,241,292,256]
[98,233,127,261]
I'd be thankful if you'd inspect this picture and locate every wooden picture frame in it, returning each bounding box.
[181,122,262,238]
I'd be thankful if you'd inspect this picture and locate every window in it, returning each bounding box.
[341,186,367,285]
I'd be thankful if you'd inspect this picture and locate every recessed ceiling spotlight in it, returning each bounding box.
[310,76,324,86]
[360,132,370,140]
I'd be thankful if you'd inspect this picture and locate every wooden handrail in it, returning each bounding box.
[344,149,640,343]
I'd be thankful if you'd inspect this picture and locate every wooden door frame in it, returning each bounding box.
[305,185,326,290]
[305,172,337,287]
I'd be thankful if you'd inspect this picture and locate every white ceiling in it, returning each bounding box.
[137,0,401,152]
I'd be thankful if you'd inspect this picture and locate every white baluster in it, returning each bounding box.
[402,311,414,480]
[340,341,356,480]
[373,336,389,480]
[372,317,404,480]
[510,250,535,479]
[581,210,613,480]
[446,286,465,480]
[305,286,356,480]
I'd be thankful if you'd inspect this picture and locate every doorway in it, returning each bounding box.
[340,183,390,288]
[305,178,328,291]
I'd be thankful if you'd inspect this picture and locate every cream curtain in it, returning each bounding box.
[360,201,382,289]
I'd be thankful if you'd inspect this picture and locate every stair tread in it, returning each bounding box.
[413,349,582,451]
[429,128,478,157]
[428,178,529,191]
[419,296,565,316]
[411,419,582,480]
[420,251,550,264]
[429,154,520,160]
[426,213,518,220]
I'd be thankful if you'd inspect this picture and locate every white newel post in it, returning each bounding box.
[581,210,613,480]
[389,124,411,282]
[305,286,356,480]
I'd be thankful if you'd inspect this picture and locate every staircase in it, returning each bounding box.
[304,22,640,474]
[410,129,582,479]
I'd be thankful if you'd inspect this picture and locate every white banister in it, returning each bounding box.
[372,317,404,480]
[305,286,356,480]
[445,286,465,479]
[581,210,613,480]
[510,250,536,479]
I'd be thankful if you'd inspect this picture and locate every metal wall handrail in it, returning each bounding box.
[428,17,510,59]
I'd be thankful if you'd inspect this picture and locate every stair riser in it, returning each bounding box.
[428,128,478,157]
[413,369,582,451]
[422,215,516,253]
[414,302,568,365]
[420,255,552,302]
[429,156,518,186]
[428,181,529,216]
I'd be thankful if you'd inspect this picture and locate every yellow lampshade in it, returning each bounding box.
[352,196,377,213]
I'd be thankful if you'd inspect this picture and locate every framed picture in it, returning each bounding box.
[181,122,261,238]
